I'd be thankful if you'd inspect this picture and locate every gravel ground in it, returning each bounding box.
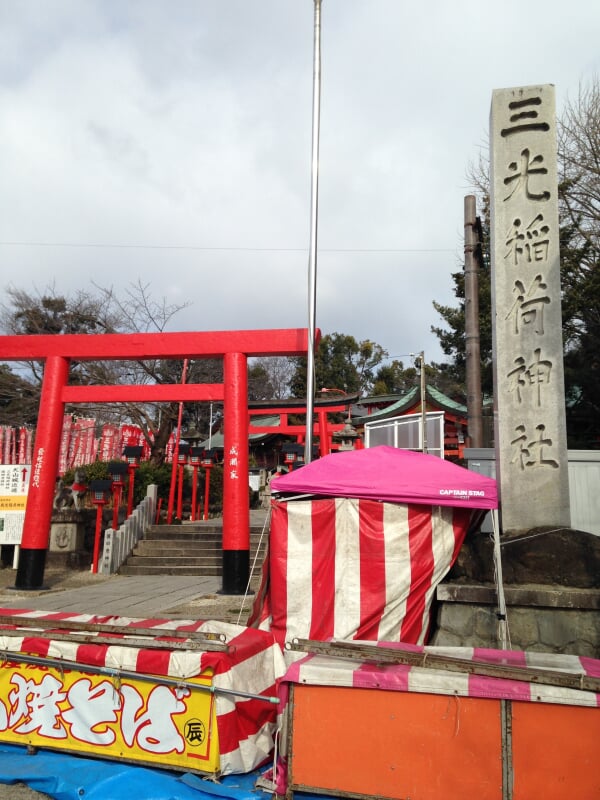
[0,783,52,800]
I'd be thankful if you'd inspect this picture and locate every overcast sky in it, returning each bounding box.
[1,1,598,369]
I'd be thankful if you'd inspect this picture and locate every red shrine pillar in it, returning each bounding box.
[222,351,249,594]
[318,408,329,457]
[16,355,70,589]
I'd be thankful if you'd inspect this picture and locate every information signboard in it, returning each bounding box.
[0,465,30,545]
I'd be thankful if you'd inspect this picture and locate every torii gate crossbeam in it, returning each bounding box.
[0,328,316,593]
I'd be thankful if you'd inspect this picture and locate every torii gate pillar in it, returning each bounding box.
[222,352,249,593]
[16,355,70,589]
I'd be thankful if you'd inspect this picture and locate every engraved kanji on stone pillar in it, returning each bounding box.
[490,85,570,532]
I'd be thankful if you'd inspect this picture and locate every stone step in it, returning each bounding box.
[131,545,265,558]
[120,520,268,576]
[119,564,223,576]
[144,529,266,542]
[145,524,266,538]
[120,559,265,576]
[134,542,220,556]
[118,505,269,572]
[134,539,266,555]
[124,555,223,567]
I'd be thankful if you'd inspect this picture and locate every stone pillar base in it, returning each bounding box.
[50,511,86,553]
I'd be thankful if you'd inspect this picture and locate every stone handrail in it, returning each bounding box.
[99,484,157,575]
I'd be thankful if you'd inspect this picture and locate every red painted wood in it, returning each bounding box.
[223,352,249,553]
[22,356,70,550]
[0,329,314,360]
[61,384,225,403]
[247,423,345,435]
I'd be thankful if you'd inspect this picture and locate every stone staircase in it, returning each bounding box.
[119,520,269,576]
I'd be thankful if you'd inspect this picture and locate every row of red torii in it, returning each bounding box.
[1,328,321,593]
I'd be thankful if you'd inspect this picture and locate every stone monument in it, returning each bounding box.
[49,471,87,555]
[490,84,570,533]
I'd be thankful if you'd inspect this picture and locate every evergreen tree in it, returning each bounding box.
[288,333,387,398]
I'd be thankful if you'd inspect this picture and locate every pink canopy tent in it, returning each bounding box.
[250,447,498,647]
[270,445,498,509]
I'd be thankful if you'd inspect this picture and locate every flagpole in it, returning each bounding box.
[305,0,322,463]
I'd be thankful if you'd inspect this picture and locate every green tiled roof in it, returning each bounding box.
[198,415,283,449]
[356,387,419,421]
[427,385,467,413]
[356,386,468,422]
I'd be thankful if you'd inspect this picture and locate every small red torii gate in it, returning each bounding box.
[0,328,316,593]
[248,395,360,457]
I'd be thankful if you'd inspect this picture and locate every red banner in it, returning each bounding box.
[1,421,155,473]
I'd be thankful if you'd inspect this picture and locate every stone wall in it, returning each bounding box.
[430,583,600,658]
[430,525,600,657]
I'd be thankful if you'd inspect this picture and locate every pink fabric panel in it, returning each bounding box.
[468,674,532,701]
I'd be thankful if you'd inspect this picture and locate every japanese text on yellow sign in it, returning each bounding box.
[0,661,219,773]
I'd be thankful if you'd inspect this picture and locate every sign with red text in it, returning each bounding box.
[0,660,219,774]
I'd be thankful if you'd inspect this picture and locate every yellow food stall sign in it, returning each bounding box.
[0,659,219,774]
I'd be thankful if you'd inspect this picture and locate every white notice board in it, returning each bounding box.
[0,465,30,545]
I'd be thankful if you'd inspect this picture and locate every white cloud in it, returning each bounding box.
[0,0,598,368]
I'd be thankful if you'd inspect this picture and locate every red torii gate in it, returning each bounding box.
[248,395,360,457]
[0,328,315,593]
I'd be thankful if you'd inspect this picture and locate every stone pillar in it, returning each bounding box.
[490,84,570,532]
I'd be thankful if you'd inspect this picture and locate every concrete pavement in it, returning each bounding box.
[0,565,257,624]
[0,509,270,621]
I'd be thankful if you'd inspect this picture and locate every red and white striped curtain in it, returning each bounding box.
[250,497,473,646]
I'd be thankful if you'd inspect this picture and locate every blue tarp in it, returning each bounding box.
[0,744,330,800]
[0,744,262,800]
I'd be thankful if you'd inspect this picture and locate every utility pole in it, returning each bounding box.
[464,195,483,448]
[419,351,427,453]
[412,351,427,453]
